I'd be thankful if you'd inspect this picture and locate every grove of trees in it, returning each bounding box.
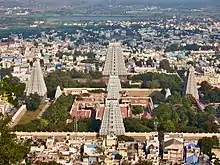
[15,95,101,132]
[124,94,220,133]
[198,136,219,159]
[45,69,105,98]
[0,114,30,164]
[132,72,183,93]
[0,68,25,107]
[199,81,220,103]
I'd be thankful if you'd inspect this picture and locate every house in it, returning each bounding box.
[163,135,184,164]
[146,133,160,165]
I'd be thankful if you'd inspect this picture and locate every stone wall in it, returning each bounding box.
[15,132,220,141]
[11,105,27,127]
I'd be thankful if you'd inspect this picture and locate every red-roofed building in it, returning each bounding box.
[66,88,154,120]
[71,109,91,119]
[70,102,92,119]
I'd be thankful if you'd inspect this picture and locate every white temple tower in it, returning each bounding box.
[100,75,125,136]
[103,42,127,79]
[185,66,199,100]
[25,60,47,98]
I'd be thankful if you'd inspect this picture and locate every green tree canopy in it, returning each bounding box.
[25,93,41,111]
[132,105,144,115]
[198,136,219,158]
[0,73,25,107]
[45,69,105,98]
[132,72,183,93]
[0,114,30,164]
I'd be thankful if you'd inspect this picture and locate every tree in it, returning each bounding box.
[132,105,144,115]
[150,91,165,104]
[198,136,219,158]
[124,118,153,132]
[132,72,182,93]
[115,153,122,160]
[43,95,74,125]
[183,44,200,51]
[25,93,41,111]
[0,114,30,164]
[159,59,173,72]
[199,81,212,95]
[0,75,25,107]
[214,158,220,165]
[0,68,12,78]
[146,57,154,67]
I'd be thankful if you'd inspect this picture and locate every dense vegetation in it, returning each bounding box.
[132,105,144,115]
[131,72,183,93]
[0,114,30,164]
[12,67,220,133]
[199,81,220,103]
[16,69,220,133]
[0,68,25,107]
[198,136,219,159]
[164,43,214,52]
[124,93,220,133]
[15,95,101,132]
[45,69,105,98]
[15,95,74,131]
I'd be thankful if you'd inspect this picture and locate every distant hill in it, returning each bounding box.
[0,0,220,8]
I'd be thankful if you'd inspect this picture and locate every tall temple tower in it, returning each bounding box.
[25,60,47,98]
[185,66,199,100]
[99,75,125,136]
[103,42,127,79]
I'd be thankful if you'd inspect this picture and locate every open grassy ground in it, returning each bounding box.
[17,102,47,125]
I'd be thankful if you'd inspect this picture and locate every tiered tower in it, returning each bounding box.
[103,42,127,79]
[25,60,47,98]
[99,75,125,136]
[185,66,199,100]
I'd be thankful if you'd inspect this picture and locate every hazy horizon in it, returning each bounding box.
[0,0,219,8]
